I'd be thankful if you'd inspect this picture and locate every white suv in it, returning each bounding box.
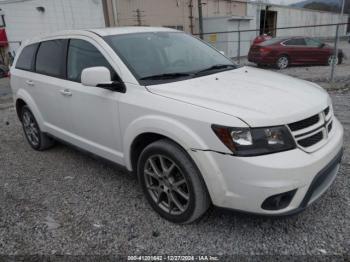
[11,27,343,223]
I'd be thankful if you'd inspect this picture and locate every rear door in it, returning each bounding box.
[12,43,39,101]
[63,38,124,163]
[30,39,74,138]
[282,38,307,64]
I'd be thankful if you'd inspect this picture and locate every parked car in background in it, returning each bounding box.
[248,37,344,69]
[11,28,343,223]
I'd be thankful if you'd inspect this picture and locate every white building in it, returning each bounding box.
[0,0,106,53]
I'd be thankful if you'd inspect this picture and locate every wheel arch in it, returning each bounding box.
[277,53,290,61]
[123,115,209,172]
[15,89,45,130]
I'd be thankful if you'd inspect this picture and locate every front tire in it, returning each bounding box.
[137,139,210,224]
[328,55,342,65]
[276,55,289,69]
[21,105,55,150]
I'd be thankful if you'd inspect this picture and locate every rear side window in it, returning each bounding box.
[284,38,306,46]
[35,40,67,78]
[260,38,283,46]
[67,39,118,82]
[15,44,38,71]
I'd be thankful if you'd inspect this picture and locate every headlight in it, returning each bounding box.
[212,125,296,156]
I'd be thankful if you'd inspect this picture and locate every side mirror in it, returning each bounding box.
[81,66,125,93]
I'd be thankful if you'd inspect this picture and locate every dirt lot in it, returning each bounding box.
[0,76,349,259]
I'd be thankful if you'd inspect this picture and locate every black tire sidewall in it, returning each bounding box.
[137,141,198,223]
[21,106,42,150]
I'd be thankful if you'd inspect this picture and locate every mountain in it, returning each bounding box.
[291,0,341,8]
[291,0,350,13]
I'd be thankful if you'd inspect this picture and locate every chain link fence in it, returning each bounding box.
[198,22,350,84]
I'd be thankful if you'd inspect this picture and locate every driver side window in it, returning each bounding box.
[67,39,119,83]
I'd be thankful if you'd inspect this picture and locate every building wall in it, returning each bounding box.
[246,3,349,40]
[271,5,349,38]
[114,0,246,33]
[0,0,106,52]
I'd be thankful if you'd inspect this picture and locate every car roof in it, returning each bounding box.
[89,26,178,36]
[37,26,178,39]
[21,26,180,46]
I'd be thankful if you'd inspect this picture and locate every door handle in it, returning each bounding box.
[60,89,72,97]
[25,80,34,86]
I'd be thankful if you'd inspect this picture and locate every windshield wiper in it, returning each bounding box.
[139,73,192,80]
[195,64,236,75]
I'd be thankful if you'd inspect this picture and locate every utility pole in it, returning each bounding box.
[198,0,203,39]
[132,8,145,26]
[189,0,194,34]
[136,8,142,26]
[330,0,345,82]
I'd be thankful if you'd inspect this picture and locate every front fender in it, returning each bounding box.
[123,115,209,171]
[122,114,232,205]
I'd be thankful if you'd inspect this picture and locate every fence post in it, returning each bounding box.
[237,31,241,64]
[330,24,339,82]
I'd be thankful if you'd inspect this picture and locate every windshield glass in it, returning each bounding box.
[104,32,237,85]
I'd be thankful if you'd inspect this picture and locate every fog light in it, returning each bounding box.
[261,189,297,210]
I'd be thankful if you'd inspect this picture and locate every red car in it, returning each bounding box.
[248,37,343,69]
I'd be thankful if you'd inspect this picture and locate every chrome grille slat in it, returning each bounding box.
[288,114,320,132]
[298,131,323,147]
[288,107,333,152]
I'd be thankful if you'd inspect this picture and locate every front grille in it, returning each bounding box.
[288,114,320,131]
[298,131,323,147]
[288,107,333,151]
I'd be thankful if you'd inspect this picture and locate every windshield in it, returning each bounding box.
[104,32,237,85]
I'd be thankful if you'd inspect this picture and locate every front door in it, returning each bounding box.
[65,38,124,164]
[305,38,329,64]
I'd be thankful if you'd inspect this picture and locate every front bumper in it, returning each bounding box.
[190,117,344,215]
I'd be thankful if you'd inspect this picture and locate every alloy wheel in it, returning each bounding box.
[144,154,190,215]
[328,55,338,65]
[22,111,40,147]
[277,56,289,69]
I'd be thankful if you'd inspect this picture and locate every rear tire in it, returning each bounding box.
[21,105,55,150]
[137,139,211,224]
[276,55,289,69]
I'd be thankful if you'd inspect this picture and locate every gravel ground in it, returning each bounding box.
[0,82,349,259]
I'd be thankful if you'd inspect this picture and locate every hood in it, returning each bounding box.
[146,67,330,127]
